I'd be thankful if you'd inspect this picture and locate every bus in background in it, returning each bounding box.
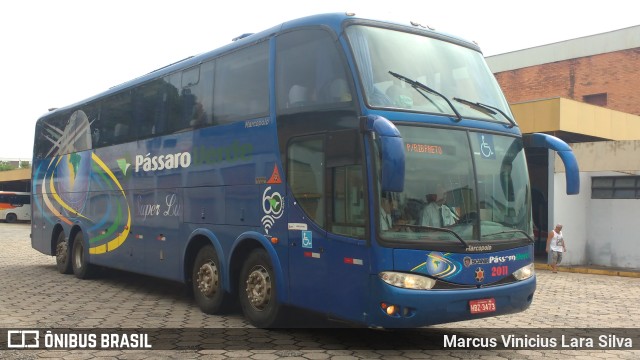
[31,13,580,328]
[0,191,30,223]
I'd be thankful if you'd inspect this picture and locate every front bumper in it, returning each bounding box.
[367,275,536,328]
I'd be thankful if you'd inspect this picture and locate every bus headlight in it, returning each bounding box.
[379,272,436,290]
[513,263,535,281]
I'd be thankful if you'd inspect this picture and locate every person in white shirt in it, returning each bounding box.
[419,194,441,227]
[419,185,459,228]
[546,224,567,273]
[380,194,394,231]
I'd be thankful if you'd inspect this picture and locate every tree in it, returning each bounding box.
[0,162,16,171]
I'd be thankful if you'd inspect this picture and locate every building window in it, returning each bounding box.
[591,176,640,199]
[583,93,607,107]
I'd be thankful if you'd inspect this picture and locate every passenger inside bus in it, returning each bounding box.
[385,81,414,108]
[381,192,413,232]
[419,193,441,227]
[288,85,311,107]
[380,193,394,231]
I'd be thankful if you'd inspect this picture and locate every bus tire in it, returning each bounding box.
[71,232,95,279]
[192,245,230,314]
[239,248,286,328]
[5,213,17,223]
[55,231,72,274]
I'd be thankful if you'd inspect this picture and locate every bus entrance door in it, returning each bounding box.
[287,214,330,313]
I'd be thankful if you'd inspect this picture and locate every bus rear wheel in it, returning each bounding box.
[71,232,95,279]
[5,213,17,223]
[55,231,72,274]
[192,245,231,314]
[239,248,286,328]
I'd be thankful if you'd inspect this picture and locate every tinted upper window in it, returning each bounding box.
[276,28,354,114]
[214,42,269,123]
[35,41,266,156]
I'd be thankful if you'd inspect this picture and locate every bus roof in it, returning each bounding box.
[39,12,479,121]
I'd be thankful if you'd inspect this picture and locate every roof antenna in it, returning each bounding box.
[232,33,254,41]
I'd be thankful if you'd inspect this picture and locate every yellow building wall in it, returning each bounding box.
[555,141,640,173]
[0,168,31,183]
[511,97,640,141]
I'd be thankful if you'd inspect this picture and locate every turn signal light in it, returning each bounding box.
[380,302,398,316]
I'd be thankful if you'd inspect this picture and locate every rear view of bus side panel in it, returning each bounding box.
[30,162,50,255]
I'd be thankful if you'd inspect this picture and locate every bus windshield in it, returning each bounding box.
[378,126,532,245]
[346,25,513,124]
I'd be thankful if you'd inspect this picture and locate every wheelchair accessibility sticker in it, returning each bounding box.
[477,134,495,159]
[302,231,312,248]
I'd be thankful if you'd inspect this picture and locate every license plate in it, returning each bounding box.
[469,298,496,314]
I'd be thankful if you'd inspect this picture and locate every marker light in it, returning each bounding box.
[380,302,398,316]
[386,305,397,316]
[379,272,436,290]
[513,263,535,281]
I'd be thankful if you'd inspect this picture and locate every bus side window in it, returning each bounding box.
[331,165,365,238]
[161,72,182,134]
[35,114,68,157]
[327,130,365,238]
[288,137,325,227]
[183,61,214,128]
[213,42,269,124]
[181,65,209,129]
[98,91,134,146]
[276,28,354,115]
[133,81,163,139]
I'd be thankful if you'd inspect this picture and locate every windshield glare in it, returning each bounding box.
[346,25,513,123]
[379,126,532,244]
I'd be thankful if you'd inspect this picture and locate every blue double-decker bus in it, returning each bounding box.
[31,13,579,328]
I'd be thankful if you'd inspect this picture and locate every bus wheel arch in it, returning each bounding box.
[230,234,288,328]
[184,233,233,314]
[5,213,17,223]
[238,247,287,327]
[70,228,95,279]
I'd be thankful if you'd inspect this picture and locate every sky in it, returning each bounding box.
[1,0,639,160]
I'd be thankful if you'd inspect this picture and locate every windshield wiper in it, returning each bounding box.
[481,230,534,243]
[388,71,462,121]
[405,224,468,247]
[453,97,517,128]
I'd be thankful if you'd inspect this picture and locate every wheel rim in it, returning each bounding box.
[245,265,271,311]
[197,261,219,297]
[56,240,67,265]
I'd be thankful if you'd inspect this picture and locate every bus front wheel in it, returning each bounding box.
[239,248,286,328]
[55,231,72,274]
[5,213,17,223]
[192,245,231,314]
[71,232,95,279]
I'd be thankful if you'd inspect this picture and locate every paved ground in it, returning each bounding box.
[0,222,638,359]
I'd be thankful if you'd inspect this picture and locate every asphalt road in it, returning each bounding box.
[1,222,638,359]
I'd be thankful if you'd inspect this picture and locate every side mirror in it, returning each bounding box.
[364,115,405,192]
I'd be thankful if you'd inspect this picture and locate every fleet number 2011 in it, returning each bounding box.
[491,266,509,276]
